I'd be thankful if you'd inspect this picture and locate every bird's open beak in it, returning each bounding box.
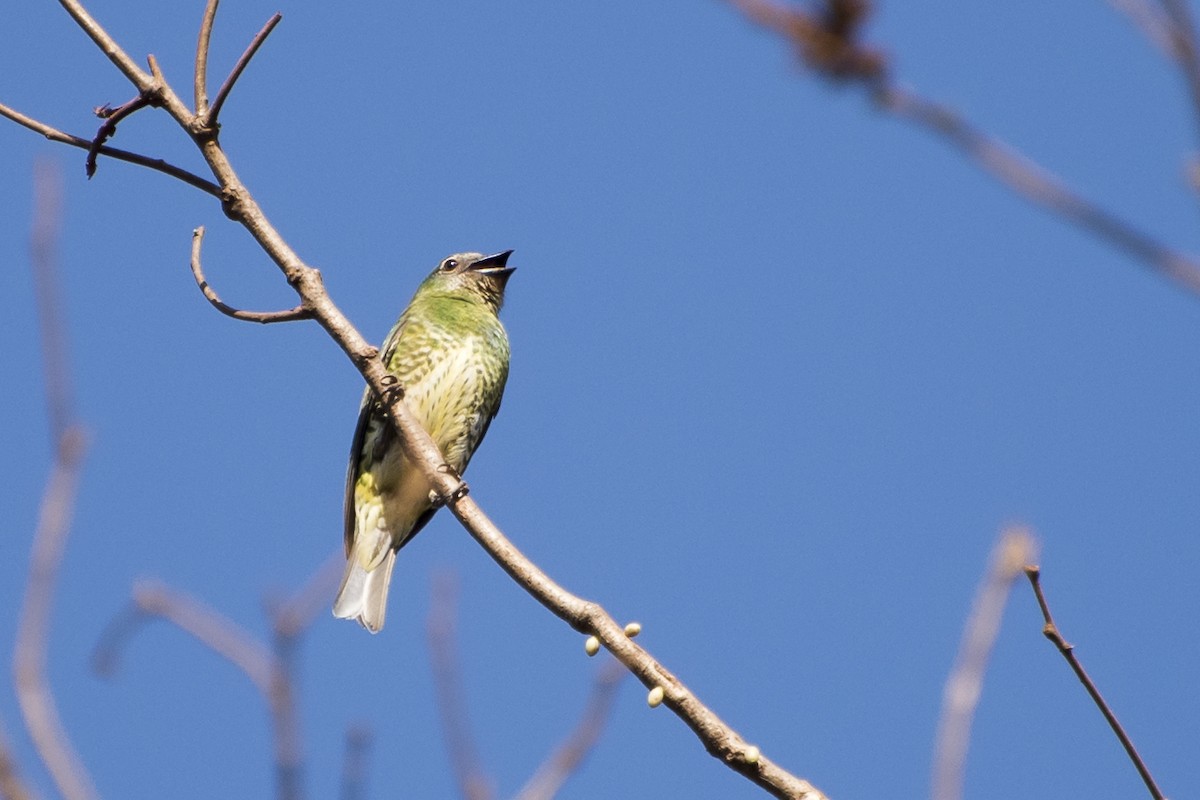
[469,250,515,277]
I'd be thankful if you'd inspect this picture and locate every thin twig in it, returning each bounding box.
[194,0,220,113]
[338,725,372,800]
[427,573,494,800]
[1024,566,1166,800]
[206,13,282,126]
[13,159,98,800]
[513,660,625,800]
[190,227,312,324]
[0,103,220,195]
[931,526,1037,800]
[1110,0,1180,58]
[1160,0,1200,147]
[726,0,1200,300]
[86,93,156,178]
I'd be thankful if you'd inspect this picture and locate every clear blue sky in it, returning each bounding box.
[3,2,1199,798]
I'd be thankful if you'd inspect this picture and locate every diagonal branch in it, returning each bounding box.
[0,103,220,195]
[190,227,313,324]
[86,91,159,178]
[726,0,1200,300]
[206,13,282,127]
[931,526,1037,800]
[1024,566,1166,800]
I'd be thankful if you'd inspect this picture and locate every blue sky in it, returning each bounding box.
[3,2,1200,798]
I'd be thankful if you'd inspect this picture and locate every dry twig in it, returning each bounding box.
[191,227,313,324]
[13,159,97,800]
[931,526,1037,800]
[0,721,38,800]
[1024,566,1166,800]
[338,725,372,800]
[727,0,1200,298]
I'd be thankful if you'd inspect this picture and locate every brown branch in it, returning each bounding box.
[931,526,1037,800]
[727,0,1200,300]
[190,227,313,324]
[1111,0,1180,58]
[13,8,828,798]
[427,573,494,800]
[86,89,159,178]
[13,159,98,800]
[1024,566,1166,800]
[0,103,220,195]
[194,0,220,113]
[1159,0,1200,147]
[513,659,625,800]
[206,13,282,126]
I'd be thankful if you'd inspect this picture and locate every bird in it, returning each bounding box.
[333,250,515,633]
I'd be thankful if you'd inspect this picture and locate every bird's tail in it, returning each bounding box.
[333,544,397,634]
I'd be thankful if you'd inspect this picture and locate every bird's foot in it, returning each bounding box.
[428,465,469,507]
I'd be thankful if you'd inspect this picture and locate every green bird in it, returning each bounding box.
[333,250,515,633]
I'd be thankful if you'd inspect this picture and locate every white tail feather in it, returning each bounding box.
[332,547,397,634]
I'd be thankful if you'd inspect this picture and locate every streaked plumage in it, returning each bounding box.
[333,250,514,633]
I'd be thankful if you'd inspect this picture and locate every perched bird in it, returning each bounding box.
[333,250,515,633]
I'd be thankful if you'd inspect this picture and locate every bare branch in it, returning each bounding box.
[14,159,98,800]
[272,550,344,637]
[1025,566,1166,800]
[1159,0,1200,147]
[1110,0,1180,58]
[206,13,283,127]
[101,580,276,694]
[56,0,150,88]
[0,103,220,194]
[195,0,221,114]
[86,92,158,179]
[190,227,313,324]
[427,573,494,800]
[931,526,1037,800]
[726,0,1200,299]
[877,85,1200,295]
[339,725,372,800]
[514,660,625,800]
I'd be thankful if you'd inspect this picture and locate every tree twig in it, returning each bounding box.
[191,227,313,324]
[931,526,1037,800]
[194,0,220,114]
[0,102,220,194]
[13,159,98,800]
[206,12,282,126]
[86,89,159,178]
[513,659,625,800]
[1024,566,1166,800]
[726,0,1200,299]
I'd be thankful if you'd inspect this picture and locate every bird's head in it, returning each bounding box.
[416,250,515,313]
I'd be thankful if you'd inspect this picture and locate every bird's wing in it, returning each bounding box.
[342,314,412,556]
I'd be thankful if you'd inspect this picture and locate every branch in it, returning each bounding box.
[194,0,220,114]
[191,227,313,324]
[0,102,220,196]
[13,159,98,800]
[513,660,625,800]
[1024,566,1166,800]
[12,9,827,798]
[206,13,282,126]
[930,526,1037,800]
[727,0,1200,299]
[86,89,160,179]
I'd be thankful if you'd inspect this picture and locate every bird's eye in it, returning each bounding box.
[441,259,458,272]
